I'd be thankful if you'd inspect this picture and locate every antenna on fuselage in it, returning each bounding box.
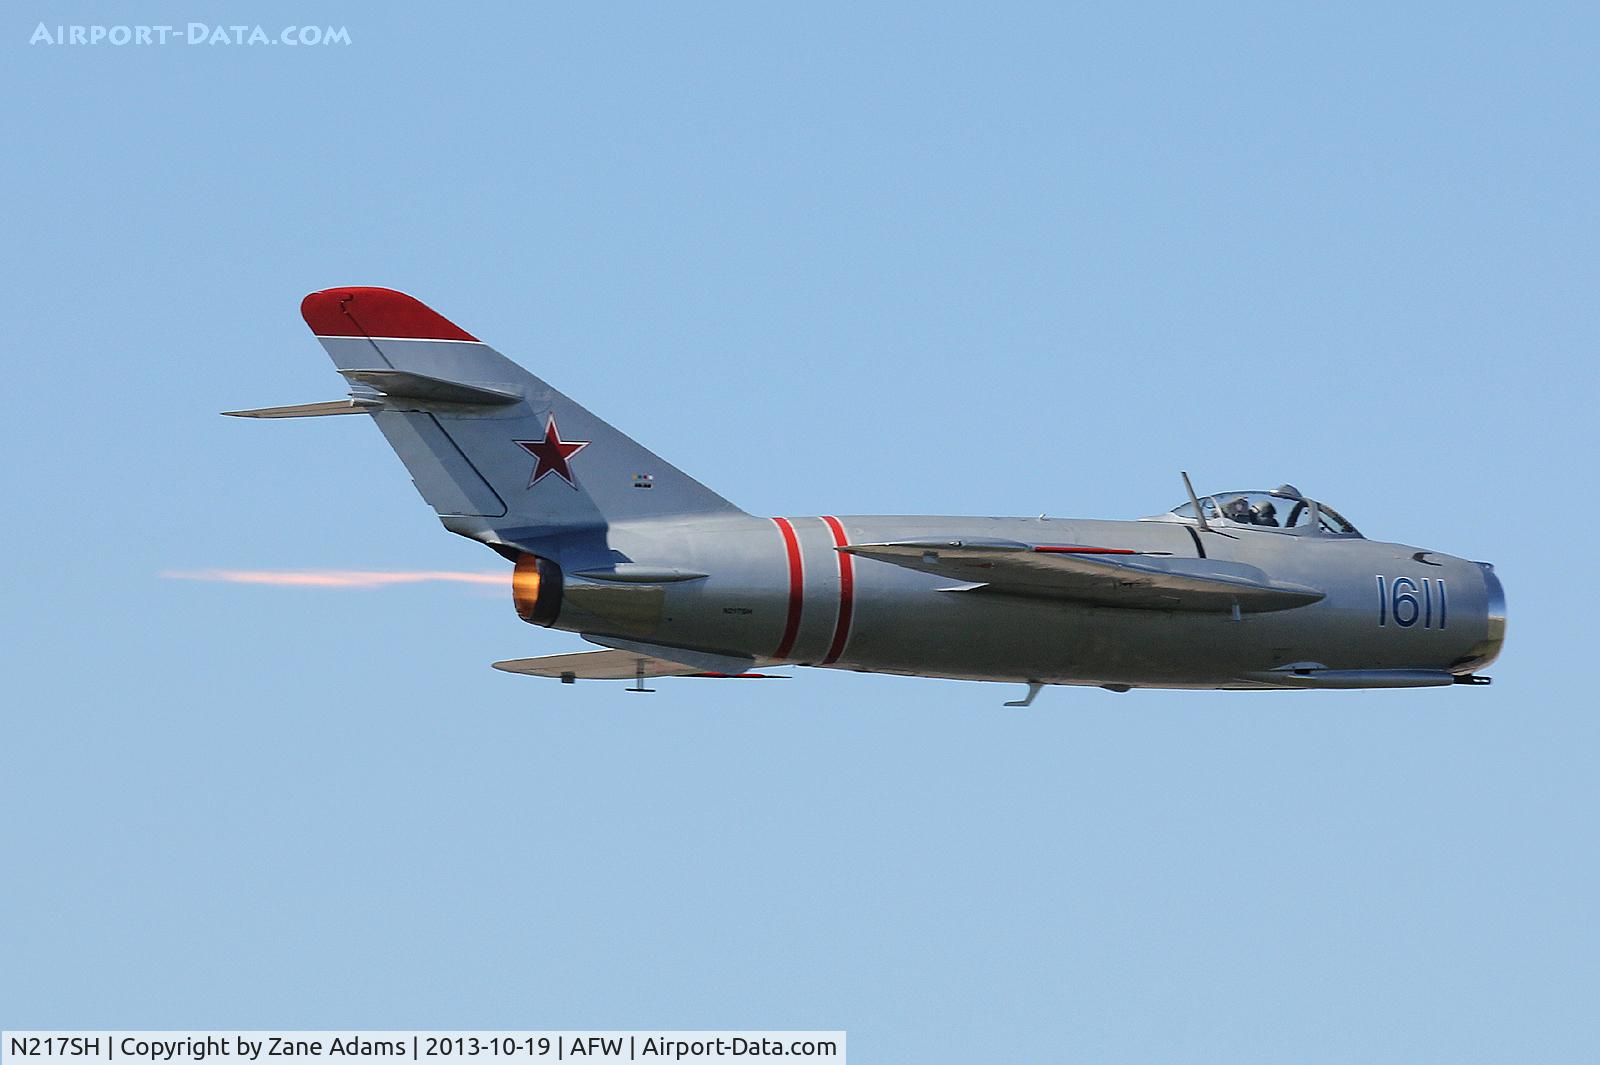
[1181,471,1211,532]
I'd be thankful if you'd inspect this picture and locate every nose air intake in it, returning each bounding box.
[1457,562,1506,673]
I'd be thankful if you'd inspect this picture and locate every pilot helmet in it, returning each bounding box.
[1253,500,1277,519]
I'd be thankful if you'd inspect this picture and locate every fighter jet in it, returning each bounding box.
[227,287,1506,702]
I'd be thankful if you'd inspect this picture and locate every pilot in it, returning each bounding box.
[1223,496,1254,524]
[1251,500,1280,527]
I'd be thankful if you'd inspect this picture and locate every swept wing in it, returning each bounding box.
[840,538,1323,613]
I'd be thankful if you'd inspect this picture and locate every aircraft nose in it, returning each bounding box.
[1459,562,1507,672]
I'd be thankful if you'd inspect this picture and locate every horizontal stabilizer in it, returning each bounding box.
[493,646,779,682]
[570,565,710,583]
[224,371,518,422]
[842,538,1324,613]
[494,649,702,681]
[582,634,756,674]
[222,399,376,419]
[337,369,521,406]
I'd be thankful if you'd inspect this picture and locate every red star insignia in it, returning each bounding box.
[514,415,590,488]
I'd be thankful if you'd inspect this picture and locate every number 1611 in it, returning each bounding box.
[1377,575,1446,629]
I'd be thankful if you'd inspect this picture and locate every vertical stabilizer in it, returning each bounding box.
[294,287,744,540]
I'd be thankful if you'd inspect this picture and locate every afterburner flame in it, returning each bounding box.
[162,569,504,589]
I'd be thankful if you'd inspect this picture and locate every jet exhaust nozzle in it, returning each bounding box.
[512,554,564,626]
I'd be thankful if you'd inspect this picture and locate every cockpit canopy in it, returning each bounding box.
[1152,484,1361,537]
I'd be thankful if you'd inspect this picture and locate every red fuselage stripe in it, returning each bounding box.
[821,515,854,665]
[1032,545,1138,555]
[771,517,804,660]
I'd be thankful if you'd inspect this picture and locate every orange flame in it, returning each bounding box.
[162,568,504,589]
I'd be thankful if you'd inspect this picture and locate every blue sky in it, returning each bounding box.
[3,3,1595,1061]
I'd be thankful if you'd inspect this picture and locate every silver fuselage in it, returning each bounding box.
[532,513,1505,690]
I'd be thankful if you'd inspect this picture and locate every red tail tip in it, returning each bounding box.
[300,286,478,342]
